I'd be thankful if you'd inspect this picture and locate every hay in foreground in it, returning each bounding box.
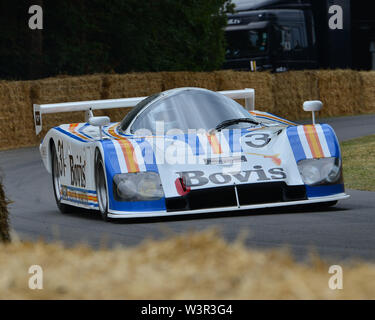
[0,229,374,299]
[0,179,10,242]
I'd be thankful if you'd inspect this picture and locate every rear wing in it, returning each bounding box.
[33,88,255,135]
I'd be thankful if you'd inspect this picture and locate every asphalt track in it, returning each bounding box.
[1,114,375,261]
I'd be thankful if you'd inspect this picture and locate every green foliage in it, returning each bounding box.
[0,0,233,79]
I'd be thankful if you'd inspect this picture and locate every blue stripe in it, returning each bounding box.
[101,140,121,211]
[77,123,93,140]
[322,124,340,158]
[255,115,295,126]
[54,127,88,143]
[136,138,159,172]
[260,112,298,125]
[100,139,166,212]
[225,129,243,153]
[65,185,97,194]
[306,184,344,198]
[103,127,114,138]
[287,126,306,162]
[186,134,203,156]
[63,197,99,207]
[113,124,132,137]
[111,199,166,212]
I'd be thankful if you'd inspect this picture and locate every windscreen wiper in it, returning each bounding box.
[215,118,261,132]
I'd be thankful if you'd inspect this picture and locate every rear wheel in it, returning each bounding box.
[95,150,109,221]
[51,142,76,214]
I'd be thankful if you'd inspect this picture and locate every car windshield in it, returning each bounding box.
[125,89,256,134]
[225,28,269,59]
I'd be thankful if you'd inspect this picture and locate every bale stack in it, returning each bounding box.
[0,178,10,242]
[0,229,374,299]
[161,72,219,91]
[216,70,274,111]
[0,70,375,151]
[101,73,163,122]
[316,70,364,118]
[359,71,375,114]
[272,71,319,120]
[0,81,33,149]
[31,75,104,140]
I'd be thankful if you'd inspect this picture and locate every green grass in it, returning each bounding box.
[341,135,375,191]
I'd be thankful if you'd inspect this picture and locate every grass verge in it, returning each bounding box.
[341,135,375,191]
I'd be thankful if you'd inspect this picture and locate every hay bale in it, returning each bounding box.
[216,70,274,111]
[316,70,364,118]
[30,75,104,138]
[359,71,375,114]
[101,73,163,122]
[0,178,10,243]
[272,70,319,120]
[0,70,373,150]
[162,71,219,91]
[0,81,34,150]
[0,229,374,299]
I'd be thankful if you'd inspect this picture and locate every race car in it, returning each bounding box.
[34,87,349,220]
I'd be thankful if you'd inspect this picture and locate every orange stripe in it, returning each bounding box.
[66,191,97,202]
[250,112,296,126]
[247,152,282,166]
[117,139,140,173]
[108,123,122,139]
[69,123,79,130]
[303,125,324,158]
[207,133,222,154]
[68,123,89,140]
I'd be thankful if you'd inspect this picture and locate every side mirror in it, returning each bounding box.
[89,116,110,127]
[303,100,323,124]
[89,116,110,140]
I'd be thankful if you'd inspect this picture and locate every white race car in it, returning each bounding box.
[34,87,349,221]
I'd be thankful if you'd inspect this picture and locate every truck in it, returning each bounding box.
[223,0,352,71]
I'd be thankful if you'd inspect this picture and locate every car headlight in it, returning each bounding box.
[113,172,164,201]
[297,157,341,186]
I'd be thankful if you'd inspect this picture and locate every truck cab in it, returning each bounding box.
[224,3,318,71]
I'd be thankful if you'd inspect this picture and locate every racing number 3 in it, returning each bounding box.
[244,133,271,148]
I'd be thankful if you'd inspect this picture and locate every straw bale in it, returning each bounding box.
[30,75,104,138]
[0,80,33,149]
[316,70,364,118]
[100,73,163,122]
[0,229,374,299]
[0,178,10,242]
[216,70,274,111]
[162,71,219,91]
[359,71,375,114]
[272,70,319,120]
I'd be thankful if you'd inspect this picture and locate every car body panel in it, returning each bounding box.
[39,96,349,218]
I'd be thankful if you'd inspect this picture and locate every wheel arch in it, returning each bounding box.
[45,137,57,174]
[94,145,110,219]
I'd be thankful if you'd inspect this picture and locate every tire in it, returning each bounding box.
[95,150,110,221]
[51,141,76,214]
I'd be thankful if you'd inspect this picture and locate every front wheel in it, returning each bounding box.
[95,150,110,221]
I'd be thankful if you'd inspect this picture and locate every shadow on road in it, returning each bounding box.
[107,203,348,225]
